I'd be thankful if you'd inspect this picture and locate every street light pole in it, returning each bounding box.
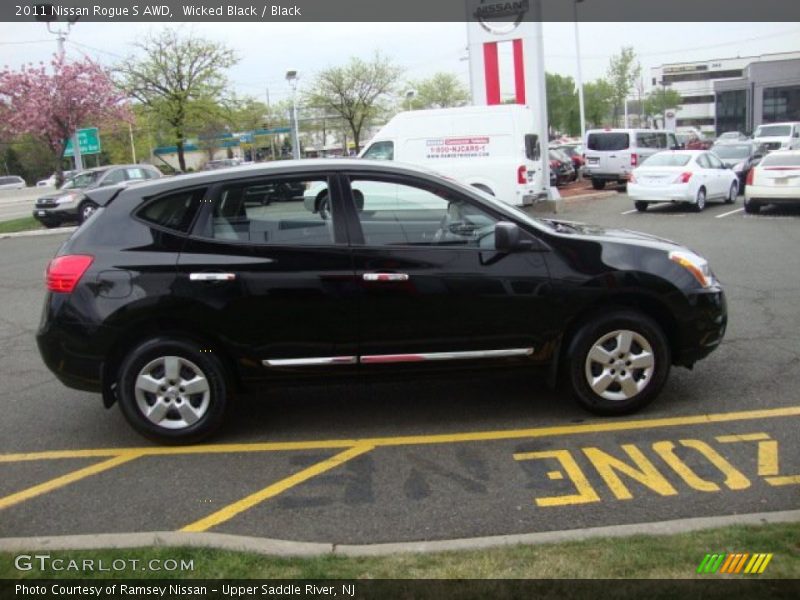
[573,0,586,143]
[46,19,83,172]
[286,70,301,160]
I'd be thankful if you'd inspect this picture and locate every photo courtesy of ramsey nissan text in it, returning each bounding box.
[0,0,798,598]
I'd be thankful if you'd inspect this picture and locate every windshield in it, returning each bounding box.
[755,125,791,137]
[61,171,102,189]
[711,144,751,159]
[640,153,692,167]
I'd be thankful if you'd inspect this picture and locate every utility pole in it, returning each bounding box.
[286,70,301,160]
[46,18,83,172]
[573,0,586,143]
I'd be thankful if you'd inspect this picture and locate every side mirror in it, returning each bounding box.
[494,222,533,252]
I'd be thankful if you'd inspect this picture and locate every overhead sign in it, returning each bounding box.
[64,128,101,157]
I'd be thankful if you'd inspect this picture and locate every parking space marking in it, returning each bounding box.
[620,209,638,215]
[0,453,142,511]
[180,444,374,532]
[1,405,799,464]
[716,207,745,218]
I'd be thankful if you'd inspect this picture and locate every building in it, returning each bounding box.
[651,52,800,135]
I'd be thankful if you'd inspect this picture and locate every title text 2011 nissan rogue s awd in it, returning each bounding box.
[37,160,727,443]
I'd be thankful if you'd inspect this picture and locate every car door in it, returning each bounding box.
[175,170,359,378]
[704,152,728,196]
[694,154,716,196]
[343,171,552,367]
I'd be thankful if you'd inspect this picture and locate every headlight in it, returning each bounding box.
[669,250,715,288]
[54,193,78,205]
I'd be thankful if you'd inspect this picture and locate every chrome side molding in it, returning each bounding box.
[263,348,533,367]
[263,356,358,367]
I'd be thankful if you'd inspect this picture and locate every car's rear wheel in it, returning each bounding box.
[725,182,737,204]
[634,201,649,212]
[591,179,605,190]
[117,338,229,444]
[744,197,761,214]
[78,200,98,223]
[692,187,706,212]
[566,310,670,415]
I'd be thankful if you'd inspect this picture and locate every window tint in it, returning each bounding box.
[525,134,540,160]
[0,177,10,185]
[204,177,333,245]
[351,178,498,248]
[587,133,630,151]
[103,169,127,185]
[137,188,206,233]
[362,141,394,160]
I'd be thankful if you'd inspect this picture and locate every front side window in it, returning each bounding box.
[137,188,206,233]
[202,177,333,245]
[102,169,127,185]
[636,132,657,148]
[350,178,498,248]
[62,171,101,189]
[706,153,724,169]
[696,154,711,169]
[362,141,394,161]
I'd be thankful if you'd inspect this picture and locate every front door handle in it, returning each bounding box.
[189,272,236,282]
[362,273,409,282]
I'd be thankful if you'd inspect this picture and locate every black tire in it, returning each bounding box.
[566,309,670,416]
[692,187,706,212]
[78,200,99,224]
[591,179,605,191]
[634,201,649,212]
[117,337,230,444]
[744,197,761,214]
[725,182,737,204]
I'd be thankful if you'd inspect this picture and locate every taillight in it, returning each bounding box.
[746,169,755,185]
[517,165,527,184]
[631,153,638,167]
[674,172,693,184]
[46,255,94,293]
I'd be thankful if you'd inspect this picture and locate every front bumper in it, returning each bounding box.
[674,286,727,367]
[32,203,79,224]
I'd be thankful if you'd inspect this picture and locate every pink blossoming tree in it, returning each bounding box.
[0,55,131,183]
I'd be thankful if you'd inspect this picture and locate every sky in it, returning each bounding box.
[1,21,799,105]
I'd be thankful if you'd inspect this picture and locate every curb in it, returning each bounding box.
[0,227,76,240]
[1,509,797,558]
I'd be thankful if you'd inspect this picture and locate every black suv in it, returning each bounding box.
[37,160,726,443]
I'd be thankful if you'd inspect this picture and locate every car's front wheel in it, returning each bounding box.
[566,310,670,415]
[78,200,99,223]
[117,338,229,444]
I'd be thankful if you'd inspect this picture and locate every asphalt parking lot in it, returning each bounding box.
[0,192,798,543]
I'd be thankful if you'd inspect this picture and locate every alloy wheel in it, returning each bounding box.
[134,356,211,429]
[584,329,655,402]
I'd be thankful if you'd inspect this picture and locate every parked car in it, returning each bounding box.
[0,175,26,190]
[204,158,243,170]
[36,170,77,188]
[744,150,800,214]
[751,122,800,152]
[583,129,680,190]
[676,127,713,150]
[33,164,162,227]
[36,160,727,443]
[553,144,585,174]
[359,104,544,205]
[549,148,576,186]
[710,141,765,192]
[716,132,749,143]
[627,150,739,212]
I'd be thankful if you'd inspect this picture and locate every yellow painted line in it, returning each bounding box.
[1,405,799,464]
[0,454,142,511]
[180,444,374,533]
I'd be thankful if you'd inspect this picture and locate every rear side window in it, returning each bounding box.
[587,133,630,151]
[760,153,800,167]
[525,134,540,160]
[137,188,206,233]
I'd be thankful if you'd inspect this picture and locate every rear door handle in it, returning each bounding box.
[362,273,409,282]
[189,272,236,282]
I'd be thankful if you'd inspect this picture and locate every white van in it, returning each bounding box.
[752,122,800,152]
[358,105,544,206]
[584,129,680,190]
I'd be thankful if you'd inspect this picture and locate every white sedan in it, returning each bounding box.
[744,150,800,214]
[627,150,739,212]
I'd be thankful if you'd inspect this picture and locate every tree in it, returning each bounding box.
[606,47,641,126]
[118,29,237,171]
[0,56,130,183]
[305,53,403,153]
[643,88,683,127]
[583,79,614,128]
[546,73,579,136]
[407,72,469,110]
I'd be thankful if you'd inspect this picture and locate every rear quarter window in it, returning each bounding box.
[587,133,630,151]
[136,188,206,233]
